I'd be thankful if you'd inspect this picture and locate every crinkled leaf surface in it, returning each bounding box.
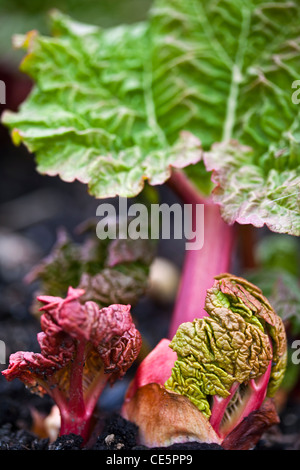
[2,287,142,396]
[165,314,272,418]
[165,274,287,416]
[209,273,287,396]
[3,1,300,233]
[149,0,300,234]
[2,11,202,198]
[204,140,300,235]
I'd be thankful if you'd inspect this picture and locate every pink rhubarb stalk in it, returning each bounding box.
[167,170,235,338]
[210,356,273,439]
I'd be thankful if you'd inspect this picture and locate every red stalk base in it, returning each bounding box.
[210,359,272,439]
[49,340,107,444]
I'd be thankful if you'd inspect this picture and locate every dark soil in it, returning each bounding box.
[1,401,300,451]
[1,336,300,452]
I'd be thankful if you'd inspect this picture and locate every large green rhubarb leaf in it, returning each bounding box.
[149,0,300,235]
[2,10,202,198]
[2,2,300,233]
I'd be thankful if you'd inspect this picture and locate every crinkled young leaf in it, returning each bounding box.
[2,287,142,442]
[3,287,142,393]
[211,274,287,396]
[165,274,287,417]
[165,312,272,418]
[2,11,202,199]
[78,267,149,307]
[150,0,300,234]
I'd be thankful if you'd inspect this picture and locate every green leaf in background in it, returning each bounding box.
[25,225,156,315]
[2,10,202,199]
[0,0,152,65]
[244,233,300,392]
[150,0,300,235]
[245,233,300,334]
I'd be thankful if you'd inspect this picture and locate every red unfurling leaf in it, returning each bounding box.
[2,287,142,443]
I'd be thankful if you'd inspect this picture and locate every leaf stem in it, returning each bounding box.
[58,340,91,442]
[210,355,273,439]
[167,170,235,338]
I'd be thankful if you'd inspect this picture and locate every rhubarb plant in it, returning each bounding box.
[2,288,142,444]
[1,0,299,449]
[1,0,299,330]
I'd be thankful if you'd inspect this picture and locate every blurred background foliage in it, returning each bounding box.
[0,0,152,64]
[245,234,300,333]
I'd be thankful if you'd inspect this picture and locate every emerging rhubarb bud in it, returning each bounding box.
[165,274,287,439]
[123,382,222,448]
[2,287,142,444]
